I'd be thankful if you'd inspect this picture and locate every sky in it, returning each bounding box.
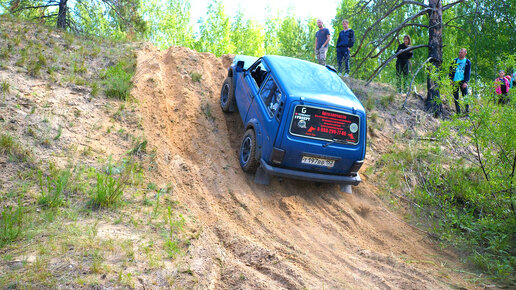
[189,0,340,31]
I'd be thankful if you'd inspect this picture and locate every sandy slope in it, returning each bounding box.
[131,44,473,289]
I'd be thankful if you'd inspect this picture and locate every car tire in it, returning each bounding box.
[239,129,259,173]
[220,77,235,112]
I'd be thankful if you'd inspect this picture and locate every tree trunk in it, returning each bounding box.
[425,0,443,117]
[57,0,68,29]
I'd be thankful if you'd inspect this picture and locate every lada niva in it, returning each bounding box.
[220,55,366,193]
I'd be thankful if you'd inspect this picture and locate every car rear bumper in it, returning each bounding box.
[260,159,361,185]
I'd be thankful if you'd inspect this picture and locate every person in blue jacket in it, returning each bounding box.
[449,48,471,115]
[336,19,355,77]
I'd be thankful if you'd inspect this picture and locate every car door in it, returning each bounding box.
[235,60,263,123]
[252,75,284,159]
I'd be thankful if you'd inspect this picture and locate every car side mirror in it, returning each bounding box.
[236,61,245,72]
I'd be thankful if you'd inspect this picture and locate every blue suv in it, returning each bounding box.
[220,55,366,192]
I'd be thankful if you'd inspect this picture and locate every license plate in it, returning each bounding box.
[301,156,335,168]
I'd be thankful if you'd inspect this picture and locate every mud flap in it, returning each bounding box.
[254,165,271,185]
[340,184,352,194]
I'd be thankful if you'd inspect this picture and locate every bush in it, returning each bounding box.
[37,167,72,208]
[89,159,134,208]
[404,100,516,283]
[0,134,32,163]
[101,58,135,100]
[0,204,24,247]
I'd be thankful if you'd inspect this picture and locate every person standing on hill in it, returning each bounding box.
[336,19,355,77]
[314,19,330,66]
[449,48,471,115]
[395,35,413,93]
[494,70,510,104]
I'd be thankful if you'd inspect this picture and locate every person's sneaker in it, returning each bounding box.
[343,73,349,78]
[338,72,343,77]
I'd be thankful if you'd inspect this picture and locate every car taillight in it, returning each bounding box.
[270,147,285,165]
[349,160,364,174]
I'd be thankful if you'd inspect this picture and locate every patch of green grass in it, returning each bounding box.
[27,53,45,77]
[0,47,9,60]
[53,125,62,140]
[164,206,185,258]
[127,139,147,156]
[0,134,33,163]
[89,159,135,209]
[101,57,135,100]
[26,126,36,137]
[201,103,214,122]
[0,203,24,247]
[380,94,395,107]
[1,80,9,101]
[90,82,99,97]
[190,72,202,83]
[63,74,86,86]
[112,103,126,121]
[37,167,71,208]
[73,59,87,75]
[365,97,375,111]
[64,32,74,47]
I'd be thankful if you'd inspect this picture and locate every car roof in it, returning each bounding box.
[262,55,363,110]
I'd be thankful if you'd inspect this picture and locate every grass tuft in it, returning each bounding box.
[127,139,147,156]
[0,204,24,247]
[37,167,71,208]
[101,58,135,100]
[89,159,135,209]
[190,72,202,83]
[0,134,33,163]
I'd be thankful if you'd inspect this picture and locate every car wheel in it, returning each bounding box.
[220,77,235,112]
[239,129,259,173]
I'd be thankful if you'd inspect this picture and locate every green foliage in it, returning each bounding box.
[230,9,265,56]
[141,0,194,49]
[37,167,71,208]
[37,164,86,208]
[195,0,232,56]
[101,58,135,100]
[277,15,316,60]
[0,134,32,163]
[383,98,516,282]
[0,47,9,60]
[127,139,147,156]
[164,206,185,258]
[90,82,99,97]
[89,159,135,209]
[1,80,9,96]
[380,94,395,107]
[54,125,62,140]
[190,72,202,83]
[5,0,147,40]
[0,204,24,247]
[27,52,47,77]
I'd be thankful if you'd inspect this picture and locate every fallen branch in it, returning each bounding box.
[417,137,439,141]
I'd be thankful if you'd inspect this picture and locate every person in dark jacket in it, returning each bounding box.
[395,35,413,93]
[336,19,355,77]
[449,48,472,115]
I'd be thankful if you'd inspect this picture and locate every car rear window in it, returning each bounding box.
[289,105,360,145]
